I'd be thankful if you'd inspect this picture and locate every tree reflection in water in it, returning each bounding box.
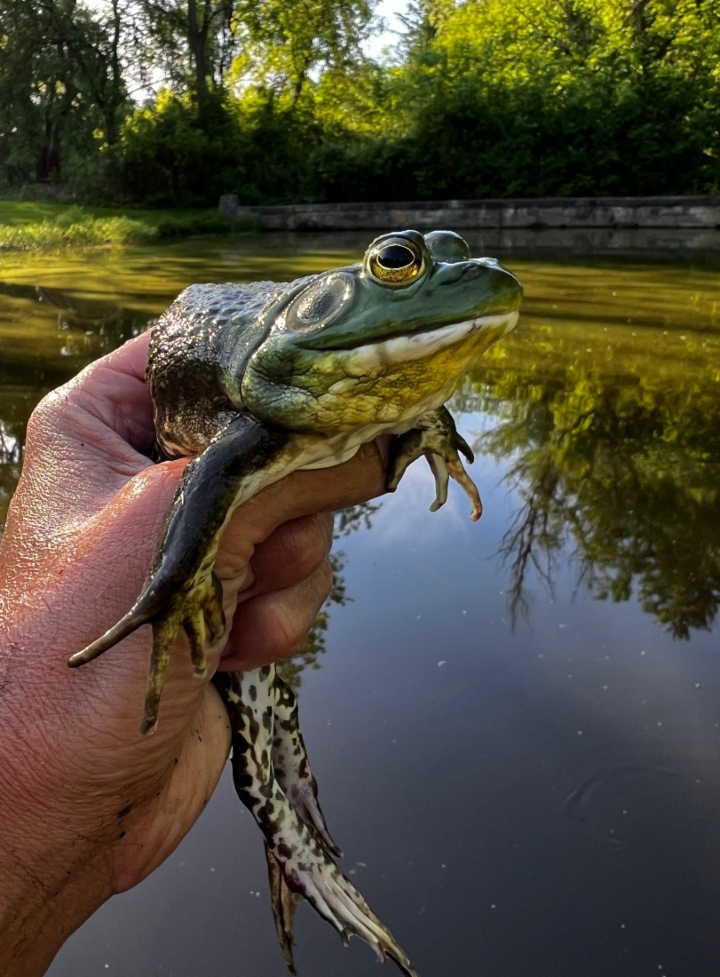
[278,501,381,689]
[468,342,720,639]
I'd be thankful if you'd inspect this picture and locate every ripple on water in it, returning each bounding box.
[563,762,681,847]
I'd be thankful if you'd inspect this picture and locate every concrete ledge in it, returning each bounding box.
[219,195,720,231]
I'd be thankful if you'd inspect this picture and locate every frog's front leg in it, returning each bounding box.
[387,405,483,521]
[215,668,418,977]
[68,413,295,734]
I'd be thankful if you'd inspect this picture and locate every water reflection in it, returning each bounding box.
[460,299,720,637]
[2,240,720,626]
[279,502,382,689]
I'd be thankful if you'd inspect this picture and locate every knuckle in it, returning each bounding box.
[315,558,334,597]
[275,609,309,656]
[277,566,332,654]
[26,387,68,440]
[283,514,333,573]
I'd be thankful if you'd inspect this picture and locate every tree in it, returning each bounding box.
[134,0,238,124]
[0,0,131,182]
[230,0,377,110]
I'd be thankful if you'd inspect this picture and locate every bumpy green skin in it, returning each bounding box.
[71,230,522,977]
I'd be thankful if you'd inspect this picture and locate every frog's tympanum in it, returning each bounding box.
[69,230,522,976]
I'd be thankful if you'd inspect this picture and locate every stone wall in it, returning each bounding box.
[218,195,720,232]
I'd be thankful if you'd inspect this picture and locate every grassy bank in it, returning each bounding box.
[0,201,252,251]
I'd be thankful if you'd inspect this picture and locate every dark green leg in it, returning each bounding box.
[68,414,290,734]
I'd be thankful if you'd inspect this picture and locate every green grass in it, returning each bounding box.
[0,201,253,251]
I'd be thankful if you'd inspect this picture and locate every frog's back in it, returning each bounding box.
[147,280,284,455]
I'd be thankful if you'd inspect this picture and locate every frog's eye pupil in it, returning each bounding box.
[377,245,414,270]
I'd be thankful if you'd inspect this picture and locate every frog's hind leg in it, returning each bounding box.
[214,668,419,977]
[262,674,340,969]
[272,673,341,857]
[264,839,302,974]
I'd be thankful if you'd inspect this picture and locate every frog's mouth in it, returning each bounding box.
[326,310,519,369]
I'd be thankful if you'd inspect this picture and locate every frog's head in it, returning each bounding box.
[240,230,522,434]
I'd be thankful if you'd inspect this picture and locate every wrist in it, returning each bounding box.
[0,607,113,976]
[0,841,111,977]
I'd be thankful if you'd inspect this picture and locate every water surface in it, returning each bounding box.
[2,231,720,977]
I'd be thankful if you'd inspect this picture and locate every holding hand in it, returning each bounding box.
[0,332,386,977]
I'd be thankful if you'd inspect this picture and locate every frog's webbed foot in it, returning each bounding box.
[387,405,482,521]
[215,668,419,977]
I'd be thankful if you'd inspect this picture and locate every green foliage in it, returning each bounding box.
[104,90,245,205]
[0,0,130,186]
[386,0,720,198]
[1,0,720,203]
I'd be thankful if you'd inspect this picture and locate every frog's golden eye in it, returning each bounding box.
[367,239,424,287]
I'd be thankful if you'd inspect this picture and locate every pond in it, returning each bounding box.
[2,229,720,977]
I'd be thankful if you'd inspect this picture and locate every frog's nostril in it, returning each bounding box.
[459,261,491,280]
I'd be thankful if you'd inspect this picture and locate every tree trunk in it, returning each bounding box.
[106,0,123,144]
[187,0,210,123]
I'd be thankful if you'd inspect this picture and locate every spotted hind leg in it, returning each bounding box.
[272,673,341,857]
[214,667,418,977]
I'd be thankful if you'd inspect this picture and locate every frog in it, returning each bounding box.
[67,229,522,976]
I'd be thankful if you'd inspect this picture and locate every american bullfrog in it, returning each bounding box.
[68,229,522,976]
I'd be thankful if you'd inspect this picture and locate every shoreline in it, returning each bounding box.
[219,195,720,233]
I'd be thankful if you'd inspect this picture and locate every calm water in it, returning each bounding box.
[2,231,720,977]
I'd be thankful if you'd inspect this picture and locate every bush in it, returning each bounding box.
[107,91,250,207]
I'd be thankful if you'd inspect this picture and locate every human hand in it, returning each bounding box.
[0,332,386,977]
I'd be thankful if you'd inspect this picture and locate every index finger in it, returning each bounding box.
[213,440,388,581]
[18,333,158,525]
[67,331,155,453]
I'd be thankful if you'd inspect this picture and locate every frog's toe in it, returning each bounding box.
[139,574,226,734]
[290,859,418,977]
[69,570,226,735]
[264,821,416,976]
[265,841,302,974]
[387,407,482,521]
[182,573,225,680]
